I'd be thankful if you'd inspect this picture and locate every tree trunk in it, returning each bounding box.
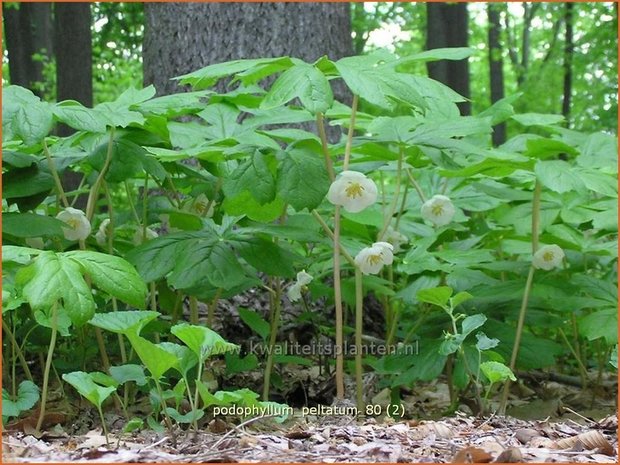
[562,2,574,126]
[54,3,93,209]
[143,2,353,100]
[487,3,506,146]
[426,3,471,115]
[3,3,53,95]
[54,3,93,128]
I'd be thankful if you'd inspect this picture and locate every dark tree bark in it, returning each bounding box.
[54,3,93,208]
[504,2,541,87]
[143,2,353,100]
[488,3,506,146]
[54,3,93,131]
[3,3,53,95]
[562,2,574,126]
[426,2,471,115]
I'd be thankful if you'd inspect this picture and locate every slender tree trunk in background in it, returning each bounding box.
[562,2,574,126]
[426,2,471,115]
[3,3,53,95]
[487,3,506,146]
[143,2,353,100]
[54,3,93,208]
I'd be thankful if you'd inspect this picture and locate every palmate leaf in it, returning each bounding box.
[222,150,276,205]
[89,311,160,335]
[62,371,116,409]
[171,323,238,361]
[276,148,329,211]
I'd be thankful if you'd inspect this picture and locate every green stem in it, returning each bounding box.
[97,405,110,445]
[125,180,142,225]
[189,296,199,325]
[153,378,175,436]
[42,140,69,208]
[558,328,588,387]
[2,319,33,381]
[262,281,281,400]
[207,289,222,328]
[332,206,345,400]
[393,182,409,230]
[86,127,116,221]
[316,113,335,182]
[354,268,364,411]
[405,168,427,203]
[192,361,204,430]
[499,180,542,415]
[36,302,59,433]
[378,148,404,241]
[311,210,356,267]
[343,95,358,169]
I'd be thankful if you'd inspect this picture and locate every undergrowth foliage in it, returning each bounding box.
[2,49,617,433]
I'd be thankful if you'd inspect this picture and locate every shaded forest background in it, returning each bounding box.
[3,2,617,139]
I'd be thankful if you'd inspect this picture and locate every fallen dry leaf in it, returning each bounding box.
[553,430,614,456]
[451,446,493,463]
[494,446,523,463]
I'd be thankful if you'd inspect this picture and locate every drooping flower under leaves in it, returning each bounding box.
[287,270,314,302]
[133,227,159,245]
[421,194,455,227]
[327,170,378,213]
[384,226,409,253]
[95,218,111,246]
[56,207,91,241]
[355,242,394,275]
[532,244,565,270]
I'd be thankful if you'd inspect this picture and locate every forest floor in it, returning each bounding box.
[3,385,617,464]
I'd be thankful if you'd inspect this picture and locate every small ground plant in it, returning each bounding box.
[2,49,617,434]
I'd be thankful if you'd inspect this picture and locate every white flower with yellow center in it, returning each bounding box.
[421,194,455,227]
[133,227,159,245]
[56,207,91,241]
[532,244,565,270]
[355,241,394,275]
[95,218,111,246]
[327,170,378,213]
[384,226,408,253]
[287,270,314,302]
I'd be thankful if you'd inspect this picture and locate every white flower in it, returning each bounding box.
[184,193,214,217]
[327,170,378,213]
[355,241,394,275]
[421,195,455,227]
[533,244,565,270]
[287,270,314,302]
[384,226,408,253]
[95,218,111,246]
[133,227,159,245]
[56,207,91,241]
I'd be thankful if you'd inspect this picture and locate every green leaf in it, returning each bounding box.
[223,151,276,205]
[126,232,195,283]
[535,160,586,194]
[123,418,144,433]
[475,333,499,351]
[10,99,54,146]
[137,90,212,117]
[34,305,72,337]
[89,310,160,335]
[109,364,148,386]
[234,238,296,278]
[164,407,204,424]
[2,213,65,238]
[198,103,240,139]
[62,371,116,408]
[525,138,578,160]
[171,323,239,361]
[277,148,329,211]
[237,308,270,341]
[225,352,259,374]
[12,380,40,412]
[63,251,147,308]
[3,164,54,199]
[53,100,108,133]
[389,47,473,65]
[262,63,333,114]
[451,291,473,308]
[480,361,516,384]
[416,286,453,308]
[88,139,146,183]
[461,314,487,338]
[176,57,294,89]
[512,113,564,127]
[158,342,199,377]
[18,251,95,326]
[579,309,618,344]
[126,333,179,380]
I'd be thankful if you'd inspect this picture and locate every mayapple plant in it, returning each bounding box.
[3,46,616,428]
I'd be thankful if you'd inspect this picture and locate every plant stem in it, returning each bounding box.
[310,210,355,267]
[354,268,364,411]
[189,296,199,325]
[393,182,409,230]
[343,95,358,169]
[36,302,59,433]
[97,406,110,445]
[262,281,281,400]
[316,113,335,182]
[558,328,589,387]
[42,140,69,208]
[405,168,427,203]
[86,127,116,221]
[499,180,542,414]
[378,148,404,241]
[2,319,33,381]
[332,206,345,400]
[207,289,222,328]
